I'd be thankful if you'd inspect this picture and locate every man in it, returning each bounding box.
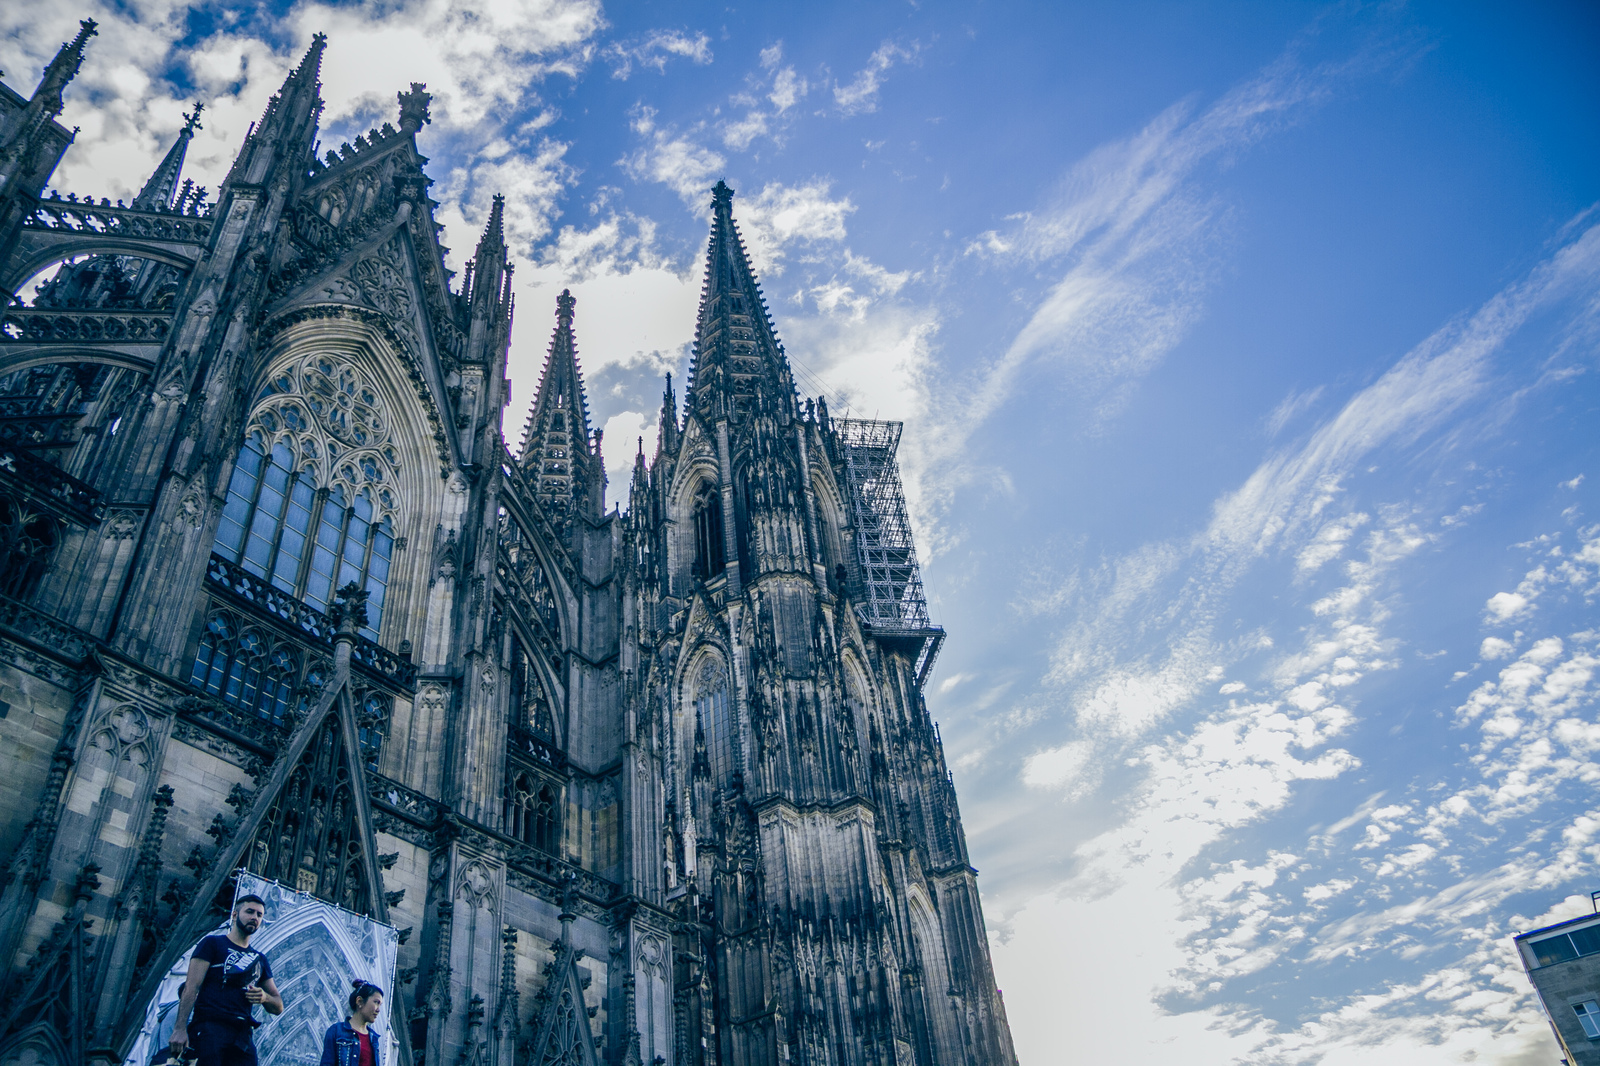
[169,894,284,1065]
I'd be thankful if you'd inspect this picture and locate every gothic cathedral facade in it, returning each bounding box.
[0,26,1017,1066]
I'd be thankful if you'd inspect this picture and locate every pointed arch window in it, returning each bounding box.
[692,658,733,792]
[189,611,302,725]
[504,771,559,853]
[209,355,400,641]
[511,638,557,740]
[692,483,725,580]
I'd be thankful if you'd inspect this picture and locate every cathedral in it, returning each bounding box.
[0,23,1017,1066]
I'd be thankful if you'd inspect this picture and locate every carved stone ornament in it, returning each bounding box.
[456,858,495,908]
[103,508,141,539]
[322,276,361,302]
[108,704,150,745]
[176,481,207,527]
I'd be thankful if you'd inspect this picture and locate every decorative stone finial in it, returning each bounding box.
[556,288,575,325]
[397,82,432,133]
[330,581,370,637]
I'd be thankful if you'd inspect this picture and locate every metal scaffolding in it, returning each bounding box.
[836,418,944,684]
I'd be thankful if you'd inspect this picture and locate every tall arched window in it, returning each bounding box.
[510,638,556,739]
[692,483,725,580]
[504,772,559,853]
[692,658,733,791]
[210,355,400,641]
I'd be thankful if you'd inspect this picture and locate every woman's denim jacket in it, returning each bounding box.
[318,1021,382,1066]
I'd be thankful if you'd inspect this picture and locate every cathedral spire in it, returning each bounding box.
[655,372,679,463]
[0,19,95,195]
[131,103,201,211]
[466,194,511,321]
[686,180,797,422]
[519,290,600,524]
[29,19,97,121]
[227,33,325,185]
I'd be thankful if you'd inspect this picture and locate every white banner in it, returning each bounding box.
[129,872,400,1066]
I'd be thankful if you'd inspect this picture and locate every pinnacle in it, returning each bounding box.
[132,102,202,212]
[30,18,97,118]
[297,33,329,79]
[519,289,593,470]
[479,194,506,253]
[686,181,795,417]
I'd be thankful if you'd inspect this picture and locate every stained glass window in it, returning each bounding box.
[210,355,399,640]
[694,659,733,791]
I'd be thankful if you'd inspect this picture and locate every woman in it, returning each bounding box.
[318,980,384,1066]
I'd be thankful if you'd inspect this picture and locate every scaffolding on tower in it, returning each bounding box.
[835,417,944,687]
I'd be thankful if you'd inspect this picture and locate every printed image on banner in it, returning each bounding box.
[129,871,399,1065]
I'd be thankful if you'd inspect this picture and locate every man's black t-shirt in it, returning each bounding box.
[191,934,271,1023]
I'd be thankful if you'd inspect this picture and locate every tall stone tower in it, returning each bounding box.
[0,28,1015,1066]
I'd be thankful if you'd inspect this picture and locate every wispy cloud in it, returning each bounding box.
[619,107,726,205]
[603,28,712,80]
[988,217,1600,1063]
[833,41,917,116]
[946,54,1345,467]
[1266,385,1325,436]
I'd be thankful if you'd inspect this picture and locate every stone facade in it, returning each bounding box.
[0,26,1017,1066]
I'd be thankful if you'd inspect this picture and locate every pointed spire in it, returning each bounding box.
[229,34,325,185]
[629,436,649,519]
[656,372,679,462]
[132,103,202,211]
[0,19,94,193]
[467,195,511,320]
[687,180,797,422]
[519,290,600,526]
[32,19,97,119]
[481,194,505,251]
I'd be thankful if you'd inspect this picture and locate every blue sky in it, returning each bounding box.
[7,1,1600,1061]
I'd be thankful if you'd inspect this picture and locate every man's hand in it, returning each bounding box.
[244,983,265,1004]
[168,1025,189,1059]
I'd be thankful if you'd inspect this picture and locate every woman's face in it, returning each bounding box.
[358,991,383,1024]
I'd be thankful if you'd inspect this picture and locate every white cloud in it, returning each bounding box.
[1295,512,1370,574]
[987,191,1600,1066]
[720,111,769,150]
[734,179,855,275]
[435,137,576,260]
[833,40,916,116]
[599,410,656,509]
[603,29,712,80]
[770,65,808,112]
[1485,591,1530,622]
[1021,741,1093,791]
[619,108,726,205]
[1479,636,1515,660]
[929,53,1345,511]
